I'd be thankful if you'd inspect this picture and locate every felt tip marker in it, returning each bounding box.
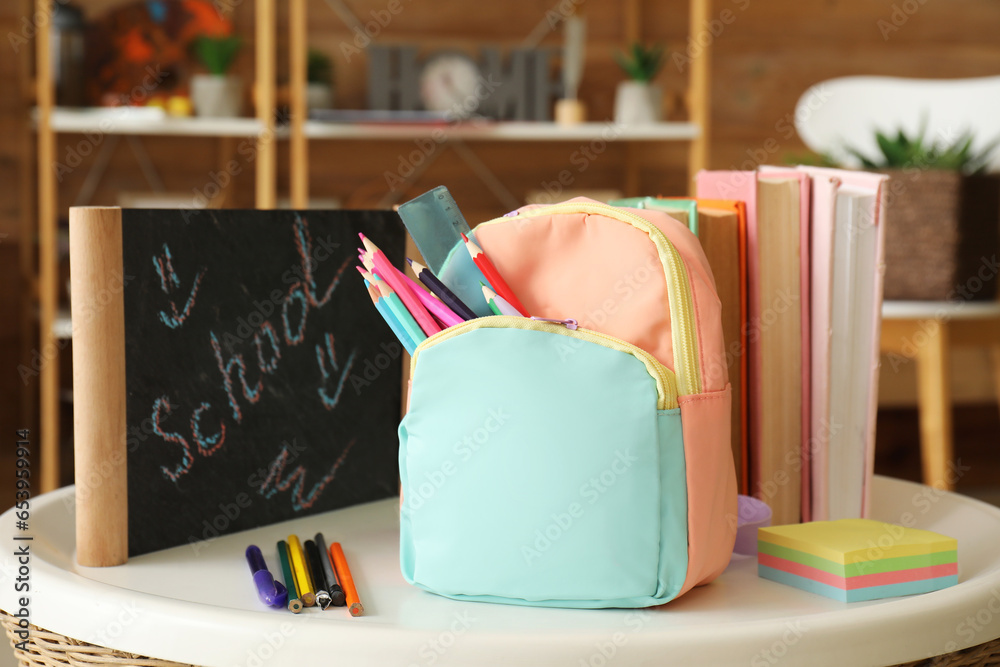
[246,545,288,608]
[315,532,346,607]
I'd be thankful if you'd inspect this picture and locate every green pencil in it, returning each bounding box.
[481,282,503,316]
[276,540,303,613]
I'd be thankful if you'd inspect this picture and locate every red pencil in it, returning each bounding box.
[460,233,529,316]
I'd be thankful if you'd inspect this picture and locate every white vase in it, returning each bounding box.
[190,74,244,118]
[306,83,334,111]
[613,81,663,125]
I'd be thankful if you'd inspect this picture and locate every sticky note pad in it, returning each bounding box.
[757,519,958,602]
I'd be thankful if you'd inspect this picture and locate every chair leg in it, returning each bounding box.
[915,319,954,490]
[991,345,1000,420]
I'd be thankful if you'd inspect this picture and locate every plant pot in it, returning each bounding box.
[613,81,662,125]
[881,169,1000,301]
[190,74,244,118]
[306,83,334,111]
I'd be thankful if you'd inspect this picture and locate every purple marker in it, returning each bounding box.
[246,545,288,608]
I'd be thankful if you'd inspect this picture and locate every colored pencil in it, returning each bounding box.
[360,234,441,336]
[360,267,416,351]
[315,533,346,607]
[372,276,426,347]
[491,291,522,317]
[276,540,303,613]
[365,259,456,329]
[461,233,529,316]
[397,271,463,328]
[367,283,416,354]
[481,283,504,316]
[364,249,462,327]
[407,259,477,320]
[329,542,364,617]
[304,540,333,610]
[286,535,317,607]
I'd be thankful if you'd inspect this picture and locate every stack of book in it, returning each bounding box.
[630,166,888,525]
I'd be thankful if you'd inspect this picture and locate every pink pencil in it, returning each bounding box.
[397,272,463,328]
[363,256,462,329]
[359,235,441,337]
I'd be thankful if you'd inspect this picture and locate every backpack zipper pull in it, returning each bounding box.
[530,316,578,330]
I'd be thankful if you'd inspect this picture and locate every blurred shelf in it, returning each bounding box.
[39,108,268,137]
[302,120,700,142]
[883,300,1000,321]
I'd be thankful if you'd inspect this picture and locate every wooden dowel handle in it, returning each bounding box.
[70,207,128,567]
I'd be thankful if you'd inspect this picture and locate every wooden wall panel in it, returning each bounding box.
[4,0,1000,428]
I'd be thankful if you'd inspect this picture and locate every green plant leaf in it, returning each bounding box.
[615,42,665,82]
[193,36,242,76]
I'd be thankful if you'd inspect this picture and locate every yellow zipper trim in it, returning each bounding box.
[476,202,702,395]
[412,316,678,410]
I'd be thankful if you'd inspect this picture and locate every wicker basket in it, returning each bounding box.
[3,609,1000,666]
[1,612,192,667]
[882,169,1000,301]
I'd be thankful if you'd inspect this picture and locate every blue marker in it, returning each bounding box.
[246,545,288,608]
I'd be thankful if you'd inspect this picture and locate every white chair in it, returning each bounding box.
[795,75,1000,172]
[794,76,1000,490]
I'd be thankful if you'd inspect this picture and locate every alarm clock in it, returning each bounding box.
[419,52,482,118]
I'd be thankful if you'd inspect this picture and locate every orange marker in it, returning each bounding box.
[329,542,364,617]
[461,233,529,316]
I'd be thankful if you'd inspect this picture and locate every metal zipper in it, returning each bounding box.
[412,316,678,410]
[475,202,702,395]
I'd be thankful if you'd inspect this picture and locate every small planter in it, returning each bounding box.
[613,81,662,125]
[306,83,334,111]
[190,74,244,118]
[881,169,1000,301]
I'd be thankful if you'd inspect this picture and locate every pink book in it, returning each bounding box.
[796,167,888,518]
[802,175,841,521]
[695,171,761,496]
[759,168,813,521]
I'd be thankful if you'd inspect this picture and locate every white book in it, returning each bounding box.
[827,186,878,520]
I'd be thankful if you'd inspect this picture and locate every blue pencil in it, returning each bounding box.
[366,282,417,354]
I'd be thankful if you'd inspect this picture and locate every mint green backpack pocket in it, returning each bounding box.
[398,317,689,608]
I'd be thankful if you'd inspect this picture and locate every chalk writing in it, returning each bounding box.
[152,397,192,482]
[259,439,357,511]
[153,244,205,329]
[316,335,357,410]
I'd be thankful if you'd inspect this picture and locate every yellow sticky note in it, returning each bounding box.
[758,519,956,564]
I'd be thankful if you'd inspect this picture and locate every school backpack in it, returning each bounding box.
[398,197,737,608]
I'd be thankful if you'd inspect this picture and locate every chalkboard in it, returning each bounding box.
[74,208,406,559]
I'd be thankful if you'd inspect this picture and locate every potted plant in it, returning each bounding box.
[846,126,1000,301]
[190,35,243,117]
[613,43,664,125]
[307,49,335,111]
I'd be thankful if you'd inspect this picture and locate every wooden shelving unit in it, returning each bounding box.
[285,0,713,209]
[31,0,278,492]
[28,0,714,491]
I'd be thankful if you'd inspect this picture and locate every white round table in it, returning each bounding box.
[2,476,999,667]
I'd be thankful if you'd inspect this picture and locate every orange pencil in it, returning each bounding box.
[461,233,529,316]
[329,542,364,617]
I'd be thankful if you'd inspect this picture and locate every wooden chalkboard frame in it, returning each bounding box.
[69,207,413,567]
